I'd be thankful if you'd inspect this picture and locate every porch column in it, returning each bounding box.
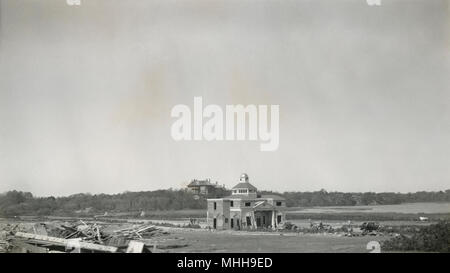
[251,211,256,229]
[271,210,276,230]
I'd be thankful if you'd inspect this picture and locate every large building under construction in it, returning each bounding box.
[206,173,286,230]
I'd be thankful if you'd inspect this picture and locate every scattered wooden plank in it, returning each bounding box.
[33,223,48,236]
[126,240,145,253]
[14,232,118,253]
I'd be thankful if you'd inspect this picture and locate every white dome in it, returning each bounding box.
[240,173,249,183]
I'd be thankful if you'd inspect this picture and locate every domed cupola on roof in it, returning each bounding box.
[240,173,249,183]
[232,173,257,198]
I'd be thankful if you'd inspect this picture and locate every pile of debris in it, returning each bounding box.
[111,224,169,240]
[0,227,11,253]
[1,220,168,253]
[360,222,380,235]
[46,221,109,244]
[0,223,28,253]
[282,221,336,233]
[343,222,385,237]
[310,222,334,233]
[280,220,390,237]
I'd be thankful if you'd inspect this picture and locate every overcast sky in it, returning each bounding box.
[0,0,449,196]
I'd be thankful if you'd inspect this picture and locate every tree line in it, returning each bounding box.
[0,188,449,217]
[277,189,450,207]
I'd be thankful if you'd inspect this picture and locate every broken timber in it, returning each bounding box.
[14,232,118,253]
[125,240,145,253]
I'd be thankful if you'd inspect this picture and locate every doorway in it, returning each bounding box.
[256,217,261,227]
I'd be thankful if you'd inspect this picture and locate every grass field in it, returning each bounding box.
[285,202,450,222]
[287,202,450,214]
[91,202,450,221]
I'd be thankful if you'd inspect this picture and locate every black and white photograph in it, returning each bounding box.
[0,0,449,259]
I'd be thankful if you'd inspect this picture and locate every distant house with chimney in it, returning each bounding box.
[206,173,286,230]
[186,178,228,198]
